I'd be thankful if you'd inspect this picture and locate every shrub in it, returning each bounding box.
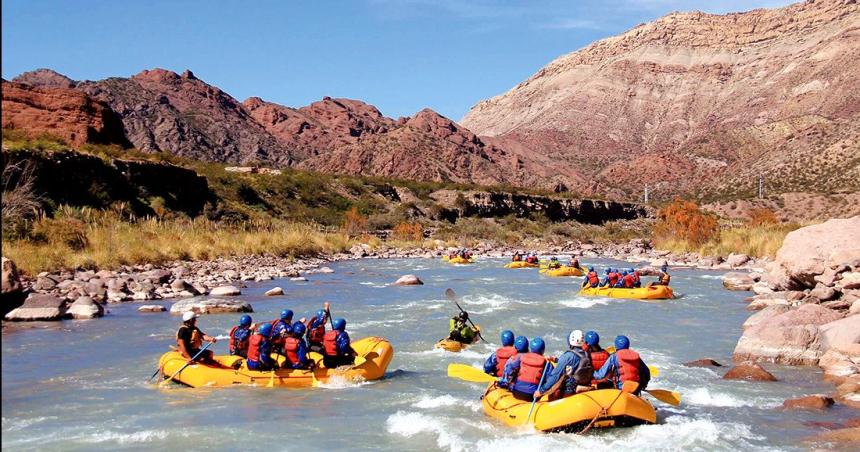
[31,215,89,251]
[392,222,424,241]
[748,208,778,226]
[342,207,368,237]
[654,198,719,247]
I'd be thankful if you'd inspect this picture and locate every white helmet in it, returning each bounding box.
[568,329,584,347]
[182,311,199,322]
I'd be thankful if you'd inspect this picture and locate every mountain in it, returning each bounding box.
[461,0,860,199]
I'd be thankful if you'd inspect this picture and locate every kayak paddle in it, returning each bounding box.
[447,363,497,383]
[159,341,213,387]
[527,361,551,423]
[644,388,681,406]
[324,301,334,329]
[445,288,488,343]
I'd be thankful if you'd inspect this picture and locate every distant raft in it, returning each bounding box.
[577,285,674,300]
[443,256,474,264]
[540,266,584,277]
[157,336,393,388]
[504,261,540,269]
[435,325,481,352]
[482,385,656,432]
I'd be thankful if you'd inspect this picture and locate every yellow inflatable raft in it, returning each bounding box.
[504,261,539,269]
[482,385,656,432]
[577,284,674,300]
[158,336,393,388]
[443,256,474,264]
[540,266,584,277]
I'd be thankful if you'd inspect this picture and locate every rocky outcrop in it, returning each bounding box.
[1,256,26,316]
[723,272,755,291]
[169,298,252,314]
[12,68,76,88]
[4,294,68,321]
[782,395,835,410]
[733,304,844,365]
[2,80,129,147]
[767,217,860,290]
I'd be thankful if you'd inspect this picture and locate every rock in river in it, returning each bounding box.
[265,287,284,296]
[210,285,242,296]
[67,296,104,319]
[723,363,778,381]
[170,298,252,314]
[723,272,755,291]
[733,304,843,365]
[393,275,424,286]
[4,294,68,321]
[782,395,834,410]
[138,305,167,313]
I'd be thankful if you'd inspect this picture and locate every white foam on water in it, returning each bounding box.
[1,416,57,431]
[316,375,373,389]
[386,411,469,452]
[81,429,173,445]
[559,297,609,309]
[413,394,482,411]
[685,387,781,408]
[401,347,489,360]
[699,274,724,280]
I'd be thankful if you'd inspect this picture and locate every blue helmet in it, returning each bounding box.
[291,321,306,336]
[239,315,252,327]
[585,330,600,346]
[258,323,273,337]
[280,309,294,321]
[317,309,326,319]
[500,330,515,346]
[604,268,611,274]
[333,318,346,331]
[622,271,628,276]
[629,268,635,273]
[513,335,529,353]
[614,335,630,350]
[530,337,545,355]
[588,266,595,272]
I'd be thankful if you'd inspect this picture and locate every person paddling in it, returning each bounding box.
[629,268,642,288]
[656,264,671,286]
[448,311,478,344]
[305,308,329,353]
[534,330,593,400]
[176,311,217,365]
[247,323,277,371]
[592,335,651,396]
[583,266,600,288]
[322,318,357,368]
[584,331,612,388]
[483,330,517,376]
[501,337,548,402]
[271,309,293,354]
[228,314,253,358]
[283,322,314,369]
[569,256,580,269]
[512,251,522,262]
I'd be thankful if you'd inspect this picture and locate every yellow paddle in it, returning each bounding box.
[644,389,681,406]
[447,363,497,383]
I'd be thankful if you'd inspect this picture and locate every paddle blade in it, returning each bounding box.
[646,389,681,406]
[648,366,660,377]
[606,346,616,354]
[445,288,455,300]
[621,380,640,394]
[267,370,275,387]
[447,363,497,383]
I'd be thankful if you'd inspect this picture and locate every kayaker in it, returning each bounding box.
[592,335,650,395]
[305,308,329,353]
[483,330,517,376]
[271,309,293,354]
[176,311,217,365]
[448,311,477,344]
[548,256,561,269]
[247,323,278,371]
[323,318,357,368]
[228,314,253,358]
[534,330,593,400]
[283,322,314,369]
[583,266,600,288]
[512,252,522,262]
[501,337,548,402]
[656,269,671,286]
[584,331,612,388]
[629,268,642,288]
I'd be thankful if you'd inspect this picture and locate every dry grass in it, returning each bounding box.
[654,223,803,259]
[2,209,352,275]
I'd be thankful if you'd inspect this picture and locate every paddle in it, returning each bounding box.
[526,361,551,423]
[159,341,213,387]
[447,363,497,383]
[444,289,488,343]
[324,301,334,329]
[644,388,681,406]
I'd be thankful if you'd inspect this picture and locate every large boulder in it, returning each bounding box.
[264,287,284,296]
[742,304,792,329]
[723,272,755,291]
[4,294,68,321]
[818,344,860,380]
[723,363,778,381]
[67,296,105,319]
[768,217,860,290]
[782,395,834,410]
[820,314,860,350]
[138,304,167,313]
[210,285,241,296]
[393,275,424,286]
[1,256,26,315]
[733,304,843,365]
[726,253,751,267]
[170,298,252,314]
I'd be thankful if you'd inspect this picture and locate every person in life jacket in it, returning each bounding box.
[512,252,522,262]
[612,271,627,288]
[548,256,561,269]
[282,322,313,369]
[247,323,277,371]
[526,253,539,264]
[270,309,293,354]
[323,318,356,368]
[656,270,671,286]
[583,266,600,288]
[229,314,253,358]
[305,308,329,353]
[502,337,549,401]
[569,256,580,269]
[601,268,620,287]
[629,268,642,288]
[621,271,636,288]
[484,330,517,376]
[593,335,651,395]
[448,311,477,344]
[176,311,217,365]
[583,330,612,388]
[535,330,594,400]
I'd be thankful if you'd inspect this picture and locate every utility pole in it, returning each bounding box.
[758,174,764,199]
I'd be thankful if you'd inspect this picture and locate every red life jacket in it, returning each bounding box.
[517,353,546,385]
[608,273,620,286]
[284,337,301,364]
[616,349,642,383]
[623,274,635,288]
[660,273,671,285]
[229,326,246,353]
[587,271,599,286]
[307,317,325,344]
[323,330,340,356]
[247,334,264,362]
[526,256,537,264]
[571,259,580,268]
[589,348,610,371]
[495,346,518,377]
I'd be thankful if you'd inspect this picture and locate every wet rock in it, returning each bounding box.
[807,427,860,447]
[67,296,104,319]
[264,287,284,296]
[818,344,860,380]
[733,304,843,365]
[834,375,860,409]
[723,272,755,291]
[768,217,860,290]
[138,305,166,312]
[4,294,68,321]
[290,277,308,282]
[393,274,424,286]
[726,253,750,267]
[782,395,834,410]
[723,363,778,381]
[1,256,26,315]
[210,285,241,296]
[684,358,723,368]
[170,298,252,314]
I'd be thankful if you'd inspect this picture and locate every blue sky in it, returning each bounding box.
[2,0,794,120]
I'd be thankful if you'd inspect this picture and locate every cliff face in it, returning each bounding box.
[461,0,860,197]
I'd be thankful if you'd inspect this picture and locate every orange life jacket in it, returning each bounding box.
[608,272,620,286]
[517,353,546,385]
[587,346,611,384]
[247,334,265,362]
[587,271,599,286]
[660,273,671,285]
[307,317,326,344]
[229,325,249,354]
[495,346,518,377]
[616,349,642,383]
[623,274,635,288]
[632,272,640,284]
[323,330,340,356]
[284,337,301,364]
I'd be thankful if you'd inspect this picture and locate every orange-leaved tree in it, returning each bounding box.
[654,198,719,247]
[342,207,368,238]
[392,222,424,241]
[748,208,778,227]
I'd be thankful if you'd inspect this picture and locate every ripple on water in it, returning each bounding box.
[684,387,782,409]
[558,297,610,309]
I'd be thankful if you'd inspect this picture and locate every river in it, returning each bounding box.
[2,257,853,451]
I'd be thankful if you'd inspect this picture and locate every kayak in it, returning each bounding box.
[435,325,481,352]
[577,285,674,300]
[540,266,584,277]
[504,261,539,269]
[444,256,473,264]
[157,336,393,388]
[482,385,656,432]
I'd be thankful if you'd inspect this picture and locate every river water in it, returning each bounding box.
[2,258,854,451]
